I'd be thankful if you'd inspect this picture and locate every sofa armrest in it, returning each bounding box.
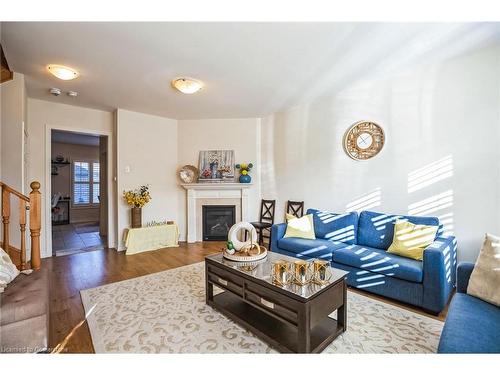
[456,262,475,293]
[270,223,287,252]
[422,236,458,313]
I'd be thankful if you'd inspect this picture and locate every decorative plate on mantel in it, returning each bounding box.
[178,165,198,183]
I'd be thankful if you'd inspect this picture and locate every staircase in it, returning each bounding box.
[0,181,42,270]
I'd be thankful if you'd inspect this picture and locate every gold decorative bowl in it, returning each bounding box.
[223,244,268,262]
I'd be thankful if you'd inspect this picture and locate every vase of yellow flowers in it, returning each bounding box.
[123,185,151,228]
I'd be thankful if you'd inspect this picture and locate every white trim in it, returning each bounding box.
[44,124,113,257]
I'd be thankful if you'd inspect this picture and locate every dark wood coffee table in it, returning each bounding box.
[205,252,348,353]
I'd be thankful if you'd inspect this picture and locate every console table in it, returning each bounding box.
[124,223,179,255]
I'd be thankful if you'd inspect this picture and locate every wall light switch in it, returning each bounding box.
[125,166,131,173]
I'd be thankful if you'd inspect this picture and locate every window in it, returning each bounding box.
[73,161,100,206]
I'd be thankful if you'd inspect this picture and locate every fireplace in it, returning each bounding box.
[202,205,236,241]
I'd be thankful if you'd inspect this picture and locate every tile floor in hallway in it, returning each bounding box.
[52,222,107,256]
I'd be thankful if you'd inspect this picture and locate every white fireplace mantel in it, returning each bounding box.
[181,183,252,242]
[181,183,252,190]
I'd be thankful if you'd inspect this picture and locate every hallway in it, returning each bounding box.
[52,221,106,256]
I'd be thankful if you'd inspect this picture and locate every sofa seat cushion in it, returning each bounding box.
[0,314,48,353]
[332,244,424,283]
[357,210,440,250]
[277,237,345,260]
[438,293,500,353]
[0,269,49,326]
[306,209,358,244]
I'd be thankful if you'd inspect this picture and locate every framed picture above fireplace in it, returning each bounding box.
[198,150,235,182]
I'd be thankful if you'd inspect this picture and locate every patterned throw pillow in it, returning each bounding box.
[0,247,20,293]
[467,233,500,306]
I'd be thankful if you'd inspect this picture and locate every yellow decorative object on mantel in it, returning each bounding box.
[125,223,179,255]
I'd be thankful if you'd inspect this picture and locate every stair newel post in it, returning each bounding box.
[29,181,41,270]
[2,186,10,255]
[19,199,27,270]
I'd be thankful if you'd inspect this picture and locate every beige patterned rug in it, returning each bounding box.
[80,262,443,353]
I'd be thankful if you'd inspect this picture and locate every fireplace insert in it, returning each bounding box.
[202,205,236,241]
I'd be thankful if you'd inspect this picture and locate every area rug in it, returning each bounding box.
[80,262,443,353]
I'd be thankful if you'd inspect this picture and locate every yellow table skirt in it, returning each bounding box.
[125,224,179,255]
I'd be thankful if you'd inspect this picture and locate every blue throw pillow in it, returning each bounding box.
[306,209,358,244]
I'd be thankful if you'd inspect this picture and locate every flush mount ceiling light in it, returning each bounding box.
[171,77,204,94]
[47,64,79,80]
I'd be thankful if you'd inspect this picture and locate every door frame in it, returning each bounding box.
[44,123,114,257]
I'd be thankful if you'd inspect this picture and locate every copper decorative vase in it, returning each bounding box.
[131,207,142,228]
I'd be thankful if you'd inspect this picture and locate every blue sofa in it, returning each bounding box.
[270,209,458,313]
[438,262,500,353]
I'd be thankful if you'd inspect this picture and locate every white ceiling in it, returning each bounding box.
[2,22,499,119]
[52,130,100,146]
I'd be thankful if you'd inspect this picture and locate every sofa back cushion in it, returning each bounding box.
[357,211,441,250]
[306,209,358,244]
[357,210,440,250]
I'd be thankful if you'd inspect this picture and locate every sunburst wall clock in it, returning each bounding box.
[343,121,385,161]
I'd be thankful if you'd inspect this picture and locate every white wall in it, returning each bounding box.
[27,98,116,256]
[0,72,26,191]
[176,118,261,241]
[116,109,178,250]
[261,44,500,263]
[0,72,27,248]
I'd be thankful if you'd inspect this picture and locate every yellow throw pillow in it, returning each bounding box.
[284,214,316,240]
[387,220,438,261]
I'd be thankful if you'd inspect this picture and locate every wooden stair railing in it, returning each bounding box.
[0,181,41,270]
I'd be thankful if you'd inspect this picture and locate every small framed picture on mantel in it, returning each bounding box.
[198,150,235,182]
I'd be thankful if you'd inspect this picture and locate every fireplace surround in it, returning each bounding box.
[181,183,252,242]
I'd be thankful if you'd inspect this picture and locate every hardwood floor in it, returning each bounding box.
[45,242,222,353]
[45,242,448,353]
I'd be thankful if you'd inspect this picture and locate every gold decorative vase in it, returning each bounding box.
[272,260,291,286]
[312,259,332,284]
[293,260,311,286]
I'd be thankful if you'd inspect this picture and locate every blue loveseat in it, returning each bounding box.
[438,262,500,353]
[270,209,458,313]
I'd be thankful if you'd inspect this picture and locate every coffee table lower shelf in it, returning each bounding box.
[209,291,344,353]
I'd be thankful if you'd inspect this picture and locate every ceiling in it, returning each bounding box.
[52,130,100,146]
[2,22,499,119]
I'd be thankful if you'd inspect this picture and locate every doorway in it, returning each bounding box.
[50,130,109,256]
